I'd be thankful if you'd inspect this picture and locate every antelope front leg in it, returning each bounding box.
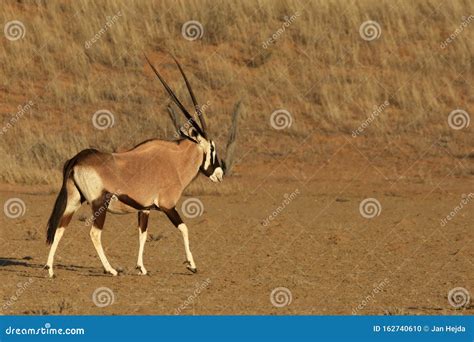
[136,210,149,275]
[163,207,197,273]
[178,223,196,273]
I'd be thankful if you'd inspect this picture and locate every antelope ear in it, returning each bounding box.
[186,126,204,143]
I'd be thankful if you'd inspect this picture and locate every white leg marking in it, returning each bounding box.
[90,226,117,276]
[178,223,196,269]
[45,183,81,278]
[137,228,148,275]
[46,227,65,278]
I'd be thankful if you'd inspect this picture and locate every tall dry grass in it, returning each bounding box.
[0,0,473,185]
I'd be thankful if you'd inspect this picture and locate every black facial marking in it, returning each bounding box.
[199,140,221,177]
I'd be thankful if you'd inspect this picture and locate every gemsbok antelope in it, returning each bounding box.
[45,55,239,277]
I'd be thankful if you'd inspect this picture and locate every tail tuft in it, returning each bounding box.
[46,185,68,244]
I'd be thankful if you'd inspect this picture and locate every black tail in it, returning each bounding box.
[46,149,98,244]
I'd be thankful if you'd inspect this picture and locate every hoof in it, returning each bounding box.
[104,269,118,276]
[183,261,197,274]
[136,266,148,276]
[187,266,197,274]
[45,265,55,278]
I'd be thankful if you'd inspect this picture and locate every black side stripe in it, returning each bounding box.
[116,194,159,211]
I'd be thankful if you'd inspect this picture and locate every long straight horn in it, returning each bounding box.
[144,55,204,137]
[167,105,181,137]
[171,56,208,138]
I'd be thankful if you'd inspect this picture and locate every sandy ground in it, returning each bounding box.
[0,134,473,315]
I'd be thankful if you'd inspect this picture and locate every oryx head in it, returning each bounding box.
[145,55,224,183]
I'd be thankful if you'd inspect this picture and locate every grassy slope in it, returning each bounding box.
[0,0,472,185]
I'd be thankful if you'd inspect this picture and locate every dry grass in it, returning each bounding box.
[0,0,473,185]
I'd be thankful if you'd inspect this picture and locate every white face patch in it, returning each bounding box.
[209,167,223,183]
[203,143,211,170]
[200,139,215,170]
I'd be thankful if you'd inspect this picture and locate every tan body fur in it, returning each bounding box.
[74,139,203,211]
